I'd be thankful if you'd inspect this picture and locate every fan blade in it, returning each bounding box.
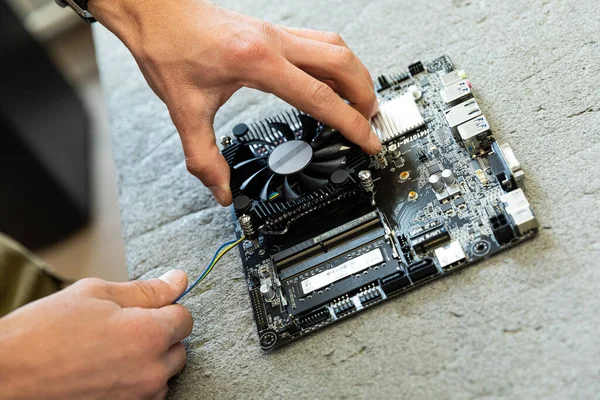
[240,166,269,191]
[311,127,339,149]
[243,139,275,147]
[282,176,300,202]
[269,122,296,141]
[233,156,267,170]
[297,172,329,192]
[313,142,352,160]
[259,173,277,202]
[299,114,319,143]
[306,157,347,176]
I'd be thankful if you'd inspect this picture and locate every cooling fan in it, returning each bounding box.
[231,115,353,202]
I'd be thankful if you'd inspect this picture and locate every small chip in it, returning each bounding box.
[427,163,442,175]
[440,202,453,213]
[454,197,466,207]
[420,77,430,87]
[476,169,489,185]
[434,241,467,268]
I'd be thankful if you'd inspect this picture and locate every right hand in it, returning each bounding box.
[89,0,381,206]
[0,269,192,400]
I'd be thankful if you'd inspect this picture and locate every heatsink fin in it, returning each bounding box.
[371,93,425,143]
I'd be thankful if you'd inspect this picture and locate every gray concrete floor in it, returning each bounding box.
[37,25,127,282]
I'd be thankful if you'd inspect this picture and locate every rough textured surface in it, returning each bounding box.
[94,1,600,398]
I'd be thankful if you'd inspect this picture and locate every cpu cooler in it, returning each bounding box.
[228,113,356,203]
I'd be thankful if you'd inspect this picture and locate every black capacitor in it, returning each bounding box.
[330,169,350,187]
[233,195,252,215]
[232,123,249,138]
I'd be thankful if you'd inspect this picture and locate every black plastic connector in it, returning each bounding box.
[381,271,411,295]
[407,258,438,282]
[489,142,517,192]
[298,307,330,328]
[490,213,515,245]
[377,75,391,92]
[408,61,425,76]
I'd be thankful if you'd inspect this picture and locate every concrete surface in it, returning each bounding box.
[93,0,600,398]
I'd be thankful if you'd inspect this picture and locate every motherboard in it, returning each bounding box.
[220,55,538,351]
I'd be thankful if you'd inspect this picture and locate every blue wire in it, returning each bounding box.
[174,239,238,303]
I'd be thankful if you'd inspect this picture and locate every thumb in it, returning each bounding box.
[110,269,188,308]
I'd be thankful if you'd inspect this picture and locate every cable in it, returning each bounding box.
[174,236,245,303]
[174,237,243,303]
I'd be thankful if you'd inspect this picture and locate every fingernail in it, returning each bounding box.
[209,185,231,206]
[369,130,382,153]
[159,269,184,286]
[372,101,380,116]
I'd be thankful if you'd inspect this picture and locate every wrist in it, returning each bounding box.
[87,0,141,42]
[88,0,213,49]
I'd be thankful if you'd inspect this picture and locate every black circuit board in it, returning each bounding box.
[229,56,538,351]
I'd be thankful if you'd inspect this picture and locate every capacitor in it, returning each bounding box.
[260,282,276,301]
[387,144,401,159]
[429,174,444,192]
[441,169,456,185]
[409,85,422,101]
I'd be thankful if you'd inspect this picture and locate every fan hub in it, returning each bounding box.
[268,141,313,175]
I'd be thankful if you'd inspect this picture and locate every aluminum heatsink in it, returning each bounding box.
[371,92,425,143]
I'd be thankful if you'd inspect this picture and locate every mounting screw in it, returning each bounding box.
[220,135,232,147]
[358,170,374,193]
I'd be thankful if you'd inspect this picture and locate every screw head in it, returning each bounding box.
[220,135,232,146]
[358,170,372,181]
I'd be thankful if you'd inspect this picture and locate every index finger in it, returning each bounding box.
[283,36,377,120]
[277,26,374,89]
[259,59,381,154]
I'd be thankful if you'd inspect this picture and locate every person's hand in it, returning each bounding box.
[0,270,192,400]
[89,0,381,206]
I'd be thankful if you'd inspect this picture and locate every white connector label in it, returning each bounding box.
[301,249,384,294]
